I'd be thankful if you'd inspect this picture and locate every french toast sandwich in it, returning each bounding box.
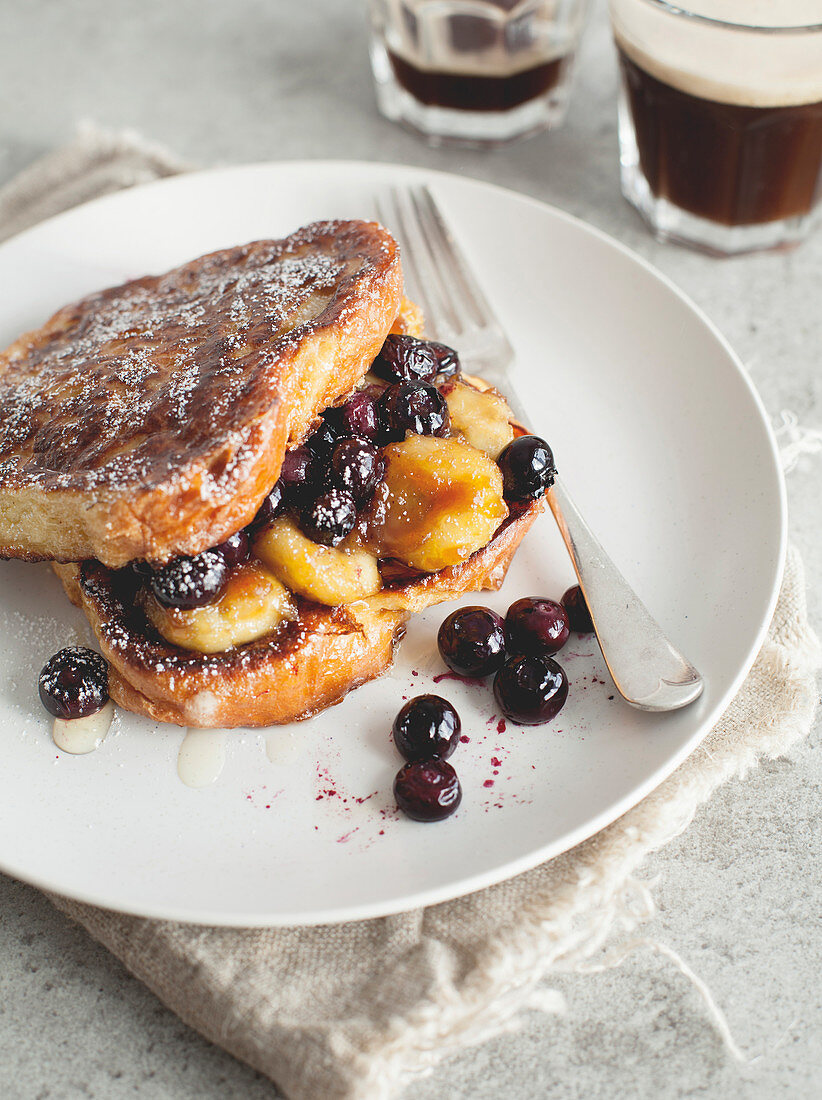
[0,221,402,566]
[2,220,544,728]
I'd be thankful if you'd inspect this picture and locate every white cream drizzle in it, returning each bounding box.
[177,728,228,788]
[52,700,114,755]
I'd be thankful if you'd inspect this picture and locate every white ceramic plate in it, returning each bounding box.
[0,162,785,926]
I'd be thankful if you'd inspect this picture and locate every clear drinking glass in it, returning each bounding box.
[609,0,822,255]
[368,0,591,145]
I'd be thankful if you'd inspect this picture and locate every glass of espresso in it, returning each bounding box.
[609,0,822,255]
[368,0,591,145]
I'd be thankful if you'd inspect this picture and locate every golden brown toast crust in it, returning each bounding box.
[0,222,402,567]
[54,499,542,728]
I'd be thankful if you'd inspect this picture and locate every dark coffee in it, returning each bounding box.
[618,47,822,226]
[387,50,567,112]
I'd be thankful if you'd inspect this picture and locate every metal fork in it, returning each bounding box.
[376,184,703,712]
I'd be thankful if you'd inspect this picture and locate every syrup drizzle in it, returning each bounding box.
[177,728,228,788]
[52,700,114,755]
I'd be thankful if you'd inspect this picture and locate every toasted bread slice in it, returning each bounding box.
[54,498,541,728]
[0,221,402,568]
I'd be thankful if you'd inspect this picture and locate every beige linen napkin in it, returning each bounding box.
[2,126,820,1100]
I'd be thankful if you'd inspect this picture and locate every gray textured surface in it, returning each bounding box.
[0,1,820,1097]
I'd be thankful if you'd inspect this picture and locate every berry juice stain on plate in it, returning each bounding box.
[244,785,285,810]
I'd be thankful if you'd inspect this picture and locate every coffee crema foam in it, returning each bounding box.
[610,0,822,107]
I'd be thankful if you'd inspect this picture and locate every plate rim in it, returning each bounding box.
[0,159,787,926]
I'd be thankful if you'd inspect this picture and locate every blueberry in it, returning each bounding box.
[252,481,284,528]
[437,606,507,677]
[428,341,460,379]
[306,419,342,460]
[212,529,250,569]
[38,647,109,720]
[300,488,357,547]
[379,380,449,440]
[279,444,317,506]
[337,391,381,441]
[392,694,461,763]
[505,597,570,656]
[562,585,594,633]
[328,438,383,503]
[497,435,555,502]
[394,759,462,822]
[493,654,568,725]
[150,550,228,609]
[372,334,440,383]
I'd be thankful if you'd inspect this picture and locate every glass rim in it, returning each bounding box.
[635,0,822,34]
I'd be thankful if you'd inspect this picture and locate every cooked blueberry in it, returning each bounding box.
[300,487,357,547]
[372,334,440,383]
[493,654,568,725]
[379,380,449,440]
[393,694,461,763]
[306,419,342,460]
[150,550,228,609]
[252,480,284,528]
[279,444,317,505]
[328,438,383,502]
[394,759,462,822]
[497,435,555,501]
[428,341,460,379]
[505,597,570,656]
[212,529,250,568]
[38,646,109,720]
[337,391,381,441]
[437,606,507,677]
[562,584,594,633]
[130,560,154,578]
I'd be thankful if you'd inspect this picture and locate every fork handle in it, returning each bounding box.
[546,476,703,712]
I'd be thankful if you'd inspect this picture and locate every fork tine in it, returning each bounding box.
[375,191,422,302]
[402,188,469,338]
[415,185,509,341]
[387,185,458,342]
[411,184,521,402]
[375,191,420,302]
[408,186,483,333]
[378,183,516,369]
[376,190,440,341]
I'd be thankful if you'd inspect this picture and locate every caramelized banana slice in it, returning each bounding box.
[368,435,508,573]
[143,561,295,654]
[391,296,426,338]
[445,381,514,459]
[254,516,382,606]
